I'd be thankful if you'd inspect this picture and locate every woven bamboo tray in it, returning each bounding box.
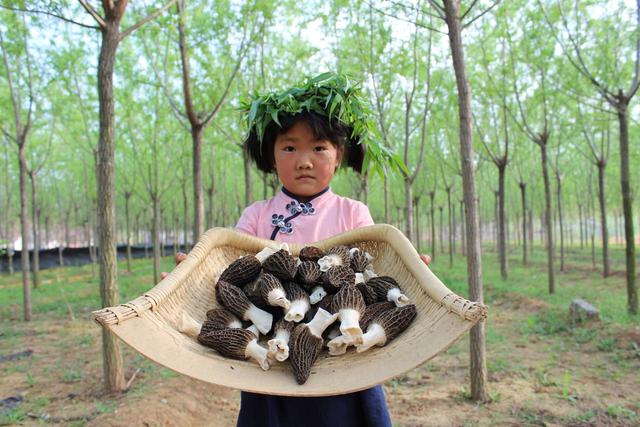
[93,224,487,396]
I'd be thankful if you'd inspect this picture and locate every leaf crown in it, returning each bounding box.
[241,72,404,176]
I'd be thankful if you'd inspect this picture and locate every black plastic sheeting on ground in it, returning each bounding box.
[0,244,191,273]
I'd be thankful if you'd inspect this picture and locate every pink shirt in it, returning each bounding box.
[235,188,374,244]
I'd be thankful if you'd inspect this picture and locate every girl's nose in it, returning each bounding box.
[296,152,313,169]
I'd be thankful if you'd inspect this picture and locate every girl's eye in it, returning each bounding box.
[283,146,295,152]
[314,145,327,152]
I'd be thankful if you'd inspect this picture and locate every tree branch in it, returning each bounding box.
[0,4,100,30]
[463,0,501,29]
[78,0,107,29]
[119,0,178,41]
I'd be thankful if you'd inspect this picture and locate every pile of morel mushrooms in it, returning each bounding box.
[192,245,417,385]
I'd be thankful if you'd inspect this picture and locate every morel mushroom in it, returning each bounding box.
[296,261,322,287]
[219,255,262,287]
[263,249,297,282]
[356,304,417,353]
[258,273,291,310]
[299,246,324,262]
[267,318,296,362]
[359,301,395,331]
[284,282,311,322]
[326,334,357,356]
[323,265,355,292]
[315,292,335,313]
[349,248,372,273]
[289,308,338,384]
[367,276,410,307]
[331,284,366,342]
[215,280,273,334]
[317,245,349,272]
[201,308,243,334]
[198,328,270,370]
[355,283,378,306]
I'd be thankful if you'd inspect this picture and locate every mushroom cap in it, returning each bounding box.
[273,317,297,334]
[215,280,251,318]
[299,246,325,262]
[263,249,297,282]
[283,281,310,303]
[360,301,395,331]
[323,265,355,292]
[219,255,262,287]
[367,276,402,301]
[258,273,286,300]
[197,328,255,360]
[326,245,350,265]
[331,284,366,313]
[288,324,323,385]
[202,308,242,333]
[315,292,335,314]
[371,304,417,342]
[355,283,378,306]
[349,248,370,273]
[295,261,322,286]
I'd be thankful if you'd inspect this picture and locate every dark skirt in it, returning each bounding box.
[236,385,392,427]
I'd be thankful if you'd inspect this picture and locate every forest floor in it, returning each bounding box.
[1,245,639,426]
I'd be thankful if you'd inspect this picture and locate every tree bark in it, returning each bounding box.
[539,139,555,293]
[596,163,610,277]
[443,0,489,402]
[429,191,436,259]
[498,165,507,279]
[460,199,466,256]
[18,142,31,321]
[152,196,160,285]
[97,21,125,393]
[446,186,453,267]
[405,179,415,245]
[519,181,527,265]
[125,191,132,273]
[29,172,40,289]
[555,173,565,272]
[616,100,637,313]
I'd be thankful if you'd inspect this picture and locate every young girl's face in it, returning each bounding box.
[273,121,344,197]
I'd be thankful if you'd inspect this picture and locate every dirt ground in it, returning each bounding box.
[2,290,639,427]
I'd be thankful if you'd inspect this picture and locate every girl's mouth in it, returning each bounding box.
[297,175,314,180]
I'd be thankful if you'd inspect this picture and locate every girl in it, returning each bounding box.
[233,73,430,427]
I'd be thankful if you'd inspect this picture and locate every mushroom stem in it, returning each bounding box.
[246,324,260,338]
[245,339,270,370]
[309,286,327,304]
[356,324,387,353]
[267,329,291,362]
[387,288,410,306]
[285,299,310,322]
[178,313,202,338]
[338,308,363,341]
[306,308,338,338]
[355,273,365,284]
[267,288,291,310]
[327,335,355,356]
[245,304,273,334]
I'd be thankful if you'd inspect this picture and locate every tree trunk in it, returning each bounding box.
[182,179,190,251]
[243,143,253,208]
[97,23,125,393]
[519,182,527,266]
[596,164,610,277]
[460,199,466,256]
[430,191,436,259]
[191,126,205,243]
[443,0,488,402]
[616,101,637,314]
[384,176,390,224]
[152,196,160,285]
[556,174,565,272]
[439,206,444,254]
[539,140,555,293]
[29,172,40,289]
[404,179,414,245]
[498,166,507,279]
[446,187,453,267]
[528,208,534,253]
[18,143,31,321]
[125,192,132,273]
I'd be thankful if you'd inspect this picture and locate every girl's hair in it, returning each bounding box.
[244,111,365,174]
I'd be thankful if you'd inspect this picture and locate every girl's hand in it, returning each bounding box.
[420,254,432,266]
[160,252,188,281]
